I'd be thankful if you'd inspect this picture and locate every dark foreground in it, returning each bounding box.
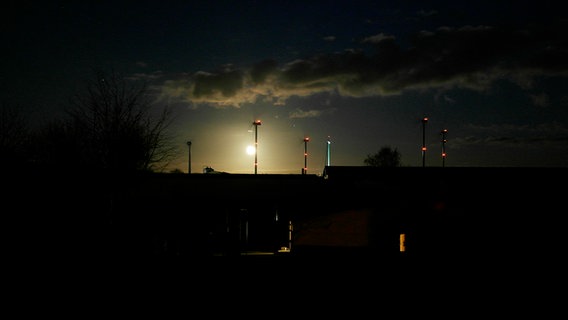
[5,167,566,300]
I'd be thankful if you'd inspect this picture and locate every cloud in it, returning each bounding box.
[159,21,568,108]
[288,108,335,119]
[451,122,568,149]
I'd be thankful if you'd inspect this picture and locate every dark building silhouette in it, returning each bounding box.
[5,166,566,263]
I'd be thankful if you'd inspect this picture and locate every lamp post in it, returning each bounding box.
[186,141,192,174]
[421,116,428,167]
[253,120,261,174]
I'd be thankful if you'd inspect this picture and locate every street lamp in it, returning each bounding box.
[186,141,192,174]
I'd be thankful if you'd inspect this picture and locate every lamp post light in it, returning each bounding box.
[252,120,261,174]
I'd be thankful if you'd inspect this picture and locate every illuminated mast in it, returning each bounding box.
[325,136,331,167]
[421,116,428,167]
[303,137,309,174]
[441,129,448,167]
[253,119,261,174]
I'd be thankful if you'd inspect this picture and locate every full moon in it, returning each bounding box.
[246,145,256,155]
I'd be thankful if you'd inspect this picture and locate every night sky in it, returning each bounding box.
[3,0,568,174]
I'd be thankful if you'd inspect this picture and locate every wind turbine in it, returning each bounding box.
[302,136,309,174]
[421,116,428,167]
[252,119,261,174]
[325,136,332,167]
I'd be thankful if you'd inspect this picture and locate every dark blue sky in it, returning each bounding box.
[3,0,568,173]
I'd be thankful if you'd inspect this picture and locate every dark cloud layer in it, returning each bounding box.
[160,21,568,108]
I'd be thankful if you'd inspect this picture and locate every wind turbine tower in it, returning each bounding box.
[302,137,309,174]
[325,136,332,167]
[252,119,261,174]
[421,117,428,167]
[441,129,448,167]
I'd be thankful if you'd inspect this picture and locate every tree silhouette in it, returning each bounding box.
[62,68,179,173]
[364,146,402,167]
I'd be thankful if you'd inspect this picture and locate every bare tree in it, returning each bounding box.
[364,146,402,167]
[65,68,179,173]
